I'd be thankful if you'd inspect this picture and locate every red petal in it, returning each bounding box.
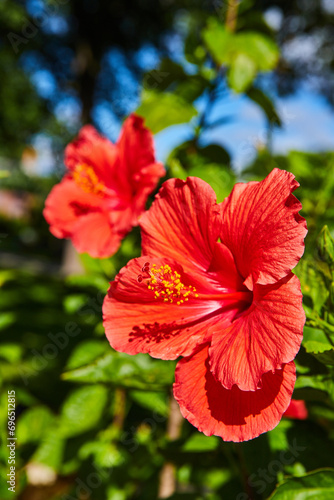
[71,212,122,258]
[207,242,245,293]
[173,344,296,442]
[219,168,307,290]
[103,257,238,359]
[43,177,102,238]
[283,399,308,420]
[65,125,119,189]
[209,273,305,391]
[140,177,220,277]
[117,114,165,203]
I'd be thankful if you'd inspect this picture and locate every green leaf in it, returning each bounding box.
[79,441,126,468]
[188,164,235,202]
[168,158,188,180]
[203,19,279,92]
[17,406,54,444]
[32,426,65,472]
[136,90,198,133]
[294,375,334,402]
[235,32,279,71]
[0,343,22,363]
[130,391,168,417]
[0,312,15,330]
[66,340,109,370]
[202,19,233,65]
[318,225,334,267]
[296,259,329,314]
[303,327,334,365]
[63,294,87,314]
[268,469,334,499]
[59,385,108,437]
[167,141,231,176]
[62,352,175,390]
[228,53,257,93]
[182,433,220,452]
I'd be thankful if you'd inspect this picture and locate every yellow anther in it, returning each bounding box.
[72,164,106,195]
[140,262,198,306]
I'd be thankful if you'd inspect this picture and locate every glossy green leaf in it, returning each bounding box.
[66,340,109,370]
[318,225,334,267]
[0,343,22,363]
[62,352,175,390]
[182,433,220,452]
[294,375,334,402]
[17,406,54,444]
[130,391,168,417]
[136,90,197,133]
[228,53,257,93]
[32,426,65,472]
[59,385,108,437]
[202,19,233,65]
[203,19,279,92]
[79,441,126,468]
[296,259,329,314]
[235,32,279,71]
[269,469,334,499]
[188,164,235,202]
[303,327,334,365]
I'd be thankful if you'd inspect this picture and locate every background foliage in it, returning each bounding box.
[1,0,334,499]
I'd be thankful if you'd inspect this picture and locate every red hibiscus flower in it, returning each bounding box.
[283,399,308,420]
[103,169,307,442]
[43,114,165,258]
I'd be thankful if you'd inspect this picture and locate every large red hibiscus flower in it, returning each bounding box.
[44,114,165,258]
[103,169,307,442]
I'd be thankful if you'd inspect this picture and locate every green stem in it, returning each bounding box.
[225,0,239,32]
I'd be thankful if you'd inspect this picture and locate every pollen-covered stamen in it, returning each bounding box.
[138,262,253,306]
[138,263,198,305]
[72,164,106,196]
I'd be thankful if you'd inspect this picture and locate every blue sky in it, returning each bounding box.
[154,87,334,172]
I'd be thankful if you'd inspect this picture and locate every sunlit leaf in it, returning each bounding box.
[32,426,65,472]
[136,90,197,133]
[228,53,256,93]
[17,406,54,444]
[268,469,334,499]
[59,385,108,437]
[62,352,175,390]
[130,391,168,417]
[182,433,219,452]
[66,340,109,370]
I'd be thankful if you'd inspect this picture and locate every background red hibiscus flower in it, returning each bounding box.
[43,114,165,258]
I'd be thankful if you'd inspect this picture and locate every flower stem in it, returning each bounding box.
[226,0,239,32]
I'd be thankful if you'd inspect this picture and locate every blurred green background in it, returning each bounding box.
[1,0,334,499]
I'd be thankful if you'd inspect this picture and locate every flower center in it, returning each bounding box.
[138,262,252,305]
[137,262,198,305]
[72,164,106,196]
